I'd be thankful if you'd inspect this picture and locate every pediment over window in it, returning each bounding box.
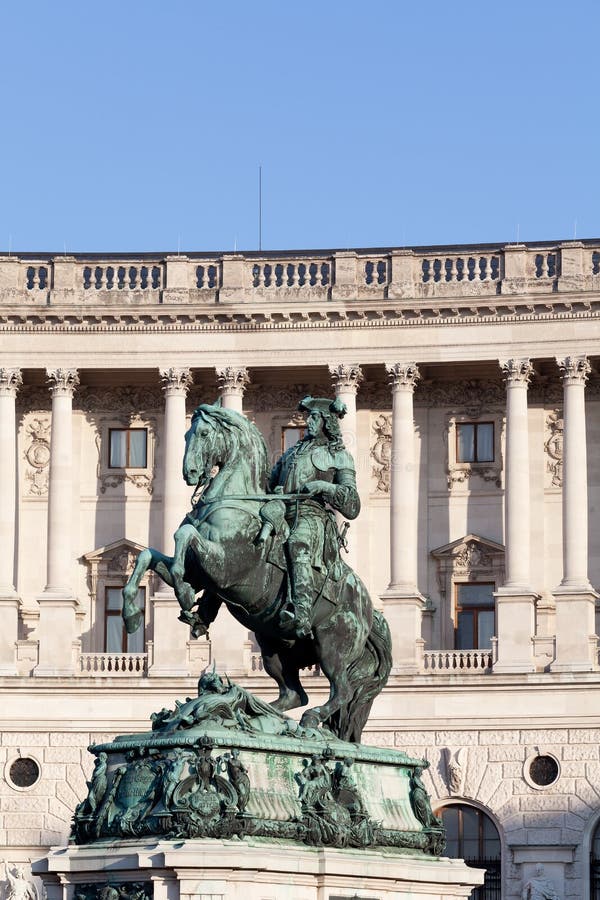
[82,538,148,598]
[431,534,505,597]
[83,538,146,574]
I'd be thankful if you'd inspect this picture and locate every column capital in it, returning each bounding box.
[0,368,22,397]
[500,358,534,386]
[216,366,250,397]
[386,362,420,392]
[329,363,363,394]
[46,368,79,398]
[160,366,193,397]
[556,355,591,386]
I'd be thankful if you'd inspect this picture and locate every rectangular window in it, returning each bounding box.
[105,587,145,652]
[281,425,305,452]
[455,582,495,650]
[109,428,148,468]
[456,422,494,463]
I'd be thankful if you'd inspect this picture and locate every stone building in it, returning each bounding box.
[1,240,600,899]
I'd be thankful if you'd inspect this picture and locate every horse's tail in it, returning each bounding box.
[324,604,393,743]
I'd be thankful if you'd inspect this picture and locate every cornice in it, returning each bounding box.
[1,296,600,333]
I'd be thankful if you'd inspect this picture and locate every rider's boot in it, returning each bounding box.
[279,555,313,638]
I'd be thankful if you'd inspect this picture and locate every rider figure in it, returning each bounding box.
[269,396,360,638]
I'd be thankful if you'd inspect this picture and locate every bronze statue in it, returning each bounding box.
[122,397,391,742]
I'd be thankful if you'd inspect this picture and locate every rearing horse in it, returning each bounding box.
[122,403,391,742]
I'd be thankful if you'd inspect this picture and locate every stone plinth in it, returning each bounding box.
[35,836,484,900]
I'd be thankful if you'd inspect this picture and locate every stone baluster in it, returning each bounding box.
[552,355,598,671]
[381,363,425,673]
[329,364,364,571]
[149,367,194,677]
[35,368,80,676]
[0,369,22,674]
[494,358,536,673]
[216,366,250,414]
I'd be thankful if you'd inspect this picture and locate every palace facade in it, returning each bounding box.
[1,240,600,899]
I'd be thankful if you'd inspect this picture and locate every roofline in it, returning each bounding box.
[1,237,599,260]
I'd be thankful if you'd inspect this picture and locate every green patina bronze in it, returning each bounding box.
[69,395,444,856]
[71,670,444,854]
[122,396,392,743]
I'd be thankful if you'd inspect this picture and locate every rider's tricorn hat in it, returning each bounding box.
[298,396,347,418]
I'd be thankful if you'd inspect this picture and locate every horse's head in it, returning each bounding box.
[183,403,269,492]
[183,406,223,486]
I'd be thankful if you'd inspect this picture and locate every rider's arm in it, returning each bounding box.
[328,466,361,519]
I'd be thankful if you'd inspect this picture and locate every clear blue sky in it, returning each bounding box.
[1,1,598,253]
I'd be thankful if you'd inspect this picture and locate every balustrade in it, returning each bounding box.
[79,652,148,675]
[2,240,599,305]
[364,258,390,286]
[251,259,331,289]
[82,263,162,291]
[421,254,500,284]
[421,649,493,673]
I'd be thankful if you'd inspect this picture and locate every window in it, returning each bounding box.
[591,819,600,898]
[437,804,501,900]
[109,428,148,468]
[281,425,305,452]
[456,422,494,463]
[105,587,145,652]
[455,583,495,650]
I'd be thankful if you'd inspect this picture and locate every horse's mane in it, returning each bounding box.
[191,404,269,491]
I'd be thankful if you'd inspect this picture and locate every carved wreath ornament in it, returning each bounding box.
[24,417,51,495]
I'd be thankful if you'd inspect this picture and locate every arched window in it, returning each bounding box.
[436,803,501,900]
[591,818,600,897]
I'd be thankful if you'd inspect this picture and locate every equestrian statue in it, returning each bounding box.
[122,396,392,742]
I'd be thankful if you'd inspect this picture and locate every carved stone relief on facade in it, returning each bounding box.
[370,413,392,494]
[22,415,51,496]
[544,409,563,488]
[245,383,328,412]
[77,385,163,414]
[442,747,469,795]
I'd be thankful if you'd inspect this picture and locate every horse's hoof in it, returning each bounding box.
[123,610,142,634]
[300,710,321,730]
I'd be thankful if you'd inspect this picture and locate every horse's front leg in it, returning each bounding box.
[122,547,174,634]
[171,523,226,611]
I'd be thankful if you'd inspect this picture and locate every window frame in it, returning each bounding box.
[108,427,148,469]
[281,424,305,452]
[104,584,146,653]
[96,414,156,495]
[454,581,496,650]
[455,421,495,464]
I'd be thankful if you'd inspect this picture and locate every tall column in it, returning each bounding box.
[0,368,22,674]
[494,359,536,673]
[211,365,253,673]
[216,366,250,414]
[149,367,194,677]
[34,368,79,676]
[160,367,194,550]
[380,363,425,673]
[551,356,598,672]
[329,363,363,570]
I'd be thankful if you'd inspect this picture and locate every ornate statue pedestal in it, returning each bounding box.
[32,676,483,899]
[34,836,484,900]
